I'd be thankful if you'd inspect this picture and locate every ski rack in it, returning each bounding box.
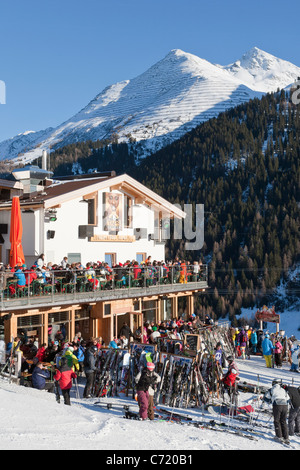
[92,324,237,411]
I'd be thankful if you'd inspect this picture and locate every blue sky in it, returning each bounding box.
[0,0,299,142]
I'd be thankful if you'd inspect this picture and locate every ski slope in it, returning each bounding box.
[0,354,299,451]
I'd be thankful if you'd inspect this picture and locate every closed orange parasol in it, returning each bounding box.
[9,196,25,267]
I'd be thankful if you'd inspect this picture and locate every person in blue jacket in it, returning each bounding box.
[250,329,258,354]
[262,334,274,368]
[14,266,26,287]
[73,343,85,376]
[32,362,54,392]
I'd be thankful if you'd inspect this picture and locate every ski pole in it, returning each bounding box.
[74,377,80,399]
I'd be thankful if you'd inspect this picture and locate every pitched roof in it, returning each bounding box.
[0,173,185,219]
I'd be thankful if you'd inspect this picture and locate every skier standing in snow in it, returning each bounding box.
[135,362,160,420]
[262,334,274,368]
[283,384,300,437]
[221,355,239,398]
[147,366,161,420]
[237,329,248,360]
[54,356,77,405]
[274,338,283,368]
[290,343,300,373]
[263,379,290,445]
[214,342,224,367]
[83,345,98,398]
[250,329,258,354]
[73,343,85,376]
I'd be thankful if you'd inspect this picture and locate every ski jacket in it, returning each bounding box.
[62,350,79,371]
[54,367,77,390]
[36,346,46,362]
[32,366,50,389]
[228,361,239,376]
[264,384,290,406]
[262,338,274,356]
[84,348,97,374]
[14,269,26,287]
[215,348,223,365]
[285,386,300,409]
[238,331,248,347]
[222,370,237,387]
[291,347,300,365]
[25,269,37,285]
[274,342,283,354]
[119,324,133,340]
[74,346,85,363]
[135,370,161,396]
[135,368,158,392]
[250,332,257,345]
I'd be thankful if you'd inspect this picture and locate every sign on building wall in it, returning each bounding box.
[103,192,122,232]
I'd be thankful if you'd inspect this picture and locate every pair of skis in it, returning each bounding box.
[123,408,258,441]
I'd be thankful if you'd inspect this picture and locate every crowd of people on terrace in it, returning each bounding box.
[0,254,206,297]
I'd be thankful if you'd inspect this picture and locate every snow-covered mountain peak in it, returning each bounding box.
[1,47,300,164]
[223,47,300,92]
[239,46,276,70]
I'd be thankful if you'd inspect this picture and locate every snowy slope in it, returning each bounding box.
[0,354,299,451]
[1,47,300,164]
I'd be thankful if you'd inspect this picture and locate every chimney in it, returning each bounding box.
[42,150,47,170]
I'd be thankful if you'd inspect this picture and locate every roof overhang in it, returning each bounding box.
[0,174,186,219]
[43,174,186,219]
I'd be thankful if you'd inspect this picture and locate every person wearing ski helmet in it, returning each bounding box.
[135,362,160,420]
[263,379,290,445]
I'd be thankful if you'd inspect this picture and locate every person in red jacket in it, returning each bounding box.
[36,343,47,362]
[54,356,77,405]
[221,355,239,397]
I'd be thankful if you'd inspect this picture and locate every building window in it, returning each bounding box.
[141,300,156,324]
[84,192,98,226]
[105,253,116,267]
[104,304,111,316]
[88,198,96,225]
[136,252,146,264]
[124,195,133,228]
[67,253,81,264]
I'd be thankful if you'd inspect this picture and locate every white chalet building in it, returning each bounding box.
[0,167,185,267]
[0,166,207,347]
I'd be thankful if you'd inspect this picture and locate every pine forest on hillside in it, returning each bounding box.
[31,88,300,325]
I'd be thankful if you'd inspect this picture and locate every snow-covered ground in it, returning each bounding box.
[0,354,299,451]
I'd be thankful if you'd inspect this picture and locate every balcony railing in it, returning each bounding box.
[0,264,208,311]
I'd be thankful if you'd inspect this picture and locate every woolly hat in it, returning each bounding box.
[146,362,155,371]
